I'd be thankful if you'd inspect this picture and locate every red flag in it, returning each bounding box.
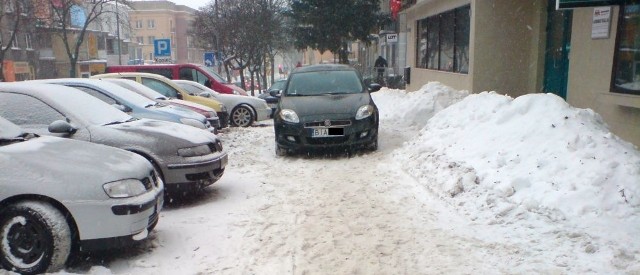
[390,0,401,21]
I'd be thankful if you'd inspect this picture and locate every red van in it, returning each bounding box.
[106,64,248,96]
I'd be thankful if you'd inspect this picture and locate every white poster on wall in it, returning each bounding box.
[592,6,612,39]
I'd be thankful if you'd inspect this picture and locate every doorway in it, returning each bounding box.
[543,1,573,99]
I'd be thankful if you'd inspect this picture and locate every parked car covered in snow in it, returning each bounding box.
[174,80,272,127]
[93,72,230,128]
[0,116,163,274]
[96,78,222,130]
[30,79,216,133]
[0,83,228,194]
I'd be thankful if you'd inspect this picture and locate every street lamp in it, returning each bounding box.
[116,0,122,65]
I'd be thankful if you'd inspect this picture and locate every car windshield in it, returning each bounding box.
[106,79,168,100]
[199,66,229,83]
[269,80,286,91]
[285,70,363,96]
[43,90,134,126]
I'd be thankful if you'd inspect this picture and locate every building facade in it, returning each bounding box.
[400,0,640,147]
[128,0,204,64]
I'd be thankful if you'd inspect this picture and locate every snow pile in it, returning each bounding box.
[392,89,640,221]
[374,82,468,129]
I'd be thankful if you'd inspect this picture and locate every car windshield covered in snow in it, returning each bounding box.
[286,70,364,96]
[0,116,25,141]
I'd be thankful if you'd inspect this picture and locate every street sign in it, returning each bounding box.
[386,33,398,43]
[556,0,618,9]
[204,52,215,67]
[153,39,171,57]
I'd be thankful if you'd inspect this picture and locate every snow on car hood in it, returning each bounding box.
[280,93,371,117]
[94,118,216,149]
[166,99,215,112]
[0,136,151,197]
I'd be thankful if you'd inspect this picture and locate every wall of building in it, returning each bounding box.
[566,6,640,146]
[472,0,545,97]
[406,0,473,92]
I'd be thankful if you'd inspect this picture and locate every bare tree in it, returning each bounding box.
[193,0,290,94]
[44,0,130,77]
[0,0,34,81]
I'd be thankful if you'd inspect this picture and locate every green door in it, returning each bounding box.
[543,3,573,99]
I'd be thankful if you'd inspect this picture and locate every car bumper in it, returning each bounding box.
[217,112,229,128]
[256,106,272,122]
[162,152,228,191]
[66,186,164,245]
[275,117,378,152]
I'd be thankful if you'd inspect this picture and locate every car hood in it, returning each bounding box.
[0,136,151,199]
[280,93,371,117]
[153,104,206,121]
[165,99,215,112]
[93,118,216,151]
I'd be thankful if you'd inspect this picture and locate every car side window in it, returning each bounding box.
[179,68,196,81]
[71,86,118,105]
[141,78,179,98]
[195,70,208,85]
[0,93,66,127]
[139,68,172,79]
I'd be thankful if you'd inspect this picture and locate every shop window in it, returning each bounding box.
[612,1,640,95]
[416,5,470,73]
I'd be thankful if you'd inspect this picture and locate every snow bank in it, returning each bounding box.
[392,88,640,222]
[374,82,468,129]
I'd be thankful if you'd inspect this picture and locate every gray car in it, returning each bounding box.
[0,83,228,194]
[30,78,215,133]
[0,116,163,274]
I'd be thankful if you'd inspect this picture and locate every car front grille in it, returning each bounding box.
[304,120,352,128]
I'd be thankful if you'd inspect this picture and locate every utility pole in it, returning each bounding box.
[116,0,122,65]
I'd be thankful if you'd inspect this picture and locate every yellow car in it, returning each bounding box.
[94,72,229,128]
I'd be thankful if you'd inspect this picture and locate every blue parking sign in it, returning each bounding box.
[204,52,215,67]
[154,39,171,57]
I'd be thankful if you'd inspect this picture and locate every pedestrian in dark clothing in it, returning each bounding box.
[374,56,387,85]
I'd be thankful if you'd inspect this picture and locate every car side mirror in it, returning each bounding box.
[48,120,77,135]
[112,104,132,113]
[368,83,382,93]
[176,93,184,100]
[269,90,282,98]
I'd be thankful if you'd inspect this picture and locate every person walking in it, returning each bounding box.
[374,56,387,85]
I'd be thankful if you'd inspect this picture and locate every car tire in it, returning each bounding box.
[230,105,254,127]
[368,138,378,151]
[275,143,288,157]
[0,201,72,275]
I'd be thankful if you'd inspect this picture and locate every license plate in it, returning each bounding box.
[312,128,329,137]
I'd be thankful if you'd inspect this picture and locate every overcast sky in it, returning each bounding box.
[172,0,211,10]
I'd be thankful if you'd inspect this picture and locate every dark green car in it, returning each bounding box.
[272,64,382,156]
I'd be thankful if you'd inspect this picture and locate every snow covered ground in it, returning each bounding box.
[23,82,639,274]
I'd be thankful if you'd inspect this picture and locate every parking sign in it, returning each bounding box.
[154,39,171,57]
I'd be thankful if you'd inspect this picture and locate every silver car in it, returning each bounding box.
[98,78,222,130]
[0,83,228,194]
[0,116,163,274]
[29,78,216,133]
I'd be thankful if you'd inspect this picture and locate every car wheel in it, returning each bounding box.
[275,143,288,157]
[230,105,254,127]
[0,201,72,275]
[368,138,378,151]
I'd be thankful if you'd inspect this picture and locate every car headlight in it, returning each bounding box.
[180,118,206,129]
[178,144,212,157]
[220,104,228,113]
[356,105,374,120]
[103,179,147,198]
[279,109,299,123]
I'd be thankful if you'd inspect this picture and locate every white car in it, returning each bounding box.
[174,80,272,127]
[0,116,163,274]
